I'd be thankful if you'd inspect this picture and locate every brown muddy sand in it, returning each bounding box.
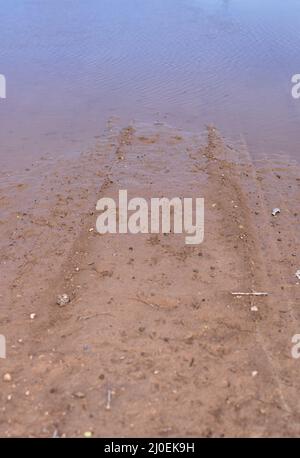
[0,121,300,437]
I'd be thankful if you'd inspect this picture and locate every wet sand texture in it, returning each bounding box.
[0,122,300,437]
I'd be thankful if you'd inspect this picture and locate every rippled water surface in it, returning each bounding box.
[1,0,300,168]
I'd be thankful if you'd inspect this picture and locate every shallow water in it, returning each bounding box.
[0,0,300,169]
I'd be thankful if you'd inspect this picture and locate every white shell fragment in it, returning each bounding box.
[272,208,281,216]
[3,373,12,382]
[296,270,300,281]
[56,293,70,307]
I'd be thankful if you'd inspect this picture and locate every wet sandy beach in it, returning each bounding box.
[0,121,300,437]
[1,0,300,439]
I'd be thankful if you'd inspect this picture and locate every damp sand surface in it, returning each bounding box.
[0,122,300,437]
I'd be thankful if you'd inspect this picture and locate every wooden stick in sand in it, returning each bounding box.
[231,292,269,297]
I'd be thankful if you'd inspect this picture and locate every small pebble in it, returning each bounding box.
[73,392,85,399]
[30,313,36,320]
[56,294,70,307]
[272,208,281,217]
[84,431,93,438]
[3,373,12,382]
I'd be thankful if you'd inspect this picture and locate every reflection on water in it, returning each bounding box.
[0,0,300,168]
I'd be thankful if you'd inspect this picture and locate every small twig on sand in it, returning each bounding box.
[52,429,59,438]
[131,295,159,309]
[231,292,269,297]
[77,312,113,321]
[105,389,113,411]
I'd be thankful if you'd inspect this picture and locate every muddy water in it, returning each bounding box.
[0,0,300,170]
